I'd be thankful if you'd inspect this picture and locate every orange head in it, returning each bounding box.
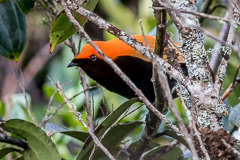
[68,35,184,69]
[70,35,154,64]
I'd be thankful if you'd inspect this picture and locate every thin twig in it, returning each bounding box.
[195,25,237,53]
[199,0,212,24]
[96,104,144,160]
[19,70,37,125]
[89,144,98,160]
[119,104,144,122]
[68,37,77,55]
[78,68,94,130]
[39,80,73,127]
[142,140,179,159]
[221,65,240,100]
[130,15,167,160]
[61,3,116,159]
[210,14,230,73]
[54,80,115,160]
[39,90,58,127]
[99,86,109,116]
[77,33,83,55]
[154,61,199,160]
[40,84,99,127]
[155,2,240,26]
[192,123,210,160]
[221,139,240,156]
[215,2,240,95]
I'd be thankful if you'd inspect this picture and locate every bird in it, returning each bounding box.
[67,35,187,102]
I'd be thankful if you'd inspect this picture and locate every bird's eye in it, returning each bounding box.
[90,55,97,61]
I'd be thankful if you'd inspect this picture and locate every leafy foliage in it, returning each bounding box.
[0,0,27,61]
[49,0,98,52]
[2,119,61,160]
[15,0,34,14]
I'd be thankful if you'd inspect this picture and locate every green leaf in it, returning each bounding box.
[76,98,139,160]
[49,0,98,53]
[0,147,20,159]
[15,156,24,160]
[0,0,27,61]
[95,98,138,130]
[22,148,38,160]
[60,130,89,142]
[15,0,34,14]
[142,145,182,160]
[0,100,6,117]
[2,119,61,160]
[128,129,188,157]
[127,141,160,155]
[161,130,188,148]
[92,121,143,159]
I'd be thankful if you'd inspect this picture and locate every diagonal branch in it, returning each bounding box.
[155,1,240,26]
[54,80,115,160]
[0,129,28,149]
[215,2,240,95]
[78,68,94,130]
[154,60,199,160]
[62,0,181,133]
[68,2,190,89]
[209,15,230,73]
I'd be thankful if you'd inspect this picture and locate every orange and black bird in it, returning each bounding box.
[67,35,187,102]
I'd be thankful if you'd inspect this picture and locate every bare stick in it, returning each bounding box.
[215,2,240,95]
[155,1,240,26]
[210,14,230,73]
[39,80,73,127]
[130,17,167,160]
[40,84,99,127]
[221,65,240,100]
[154,61,199,160]
[90,104,143,160]
[54,80,115,160]
[19,70,37,125]
[39,90,58,127]
[195,25,237,52]
[78,68,94,129]
[142,140,178,159]
[192,122,210,160]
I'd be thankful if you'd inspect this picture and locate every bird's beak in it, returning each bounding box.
[67,62,77,68]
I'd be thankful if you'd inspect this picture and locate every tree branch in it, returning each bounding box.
[68,2,190,89]
[0,131,28,149]
[154,60,199,160]
[215,1,240,95]
[63,0,181,133]
[53,80,115,160]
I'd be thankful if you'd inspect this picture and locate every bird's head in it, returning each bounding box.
[67,41,120,79]
[67,42,103,68]
[67,36,152,69]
